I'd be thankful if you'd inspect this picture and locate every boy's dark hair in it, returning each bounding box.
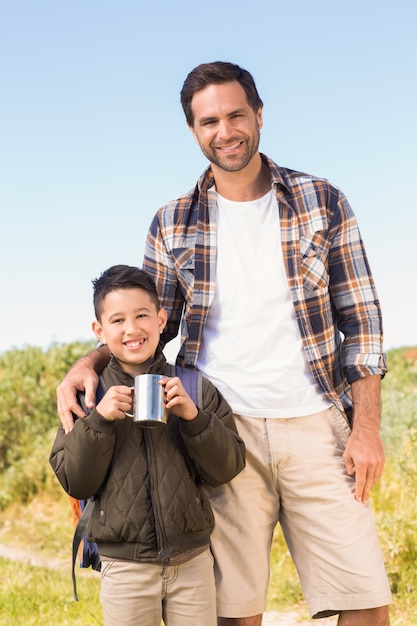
[92,265,160,321]
[180,61,264,127]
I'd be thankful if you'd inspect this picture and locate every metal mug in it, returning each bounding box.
[126,374,167,428]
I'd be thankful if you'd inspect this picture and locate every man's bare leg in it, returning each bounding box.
[338,606,389,625]
[217,616,262,626]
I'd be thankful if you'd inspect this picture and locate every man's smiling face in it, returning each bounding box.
[189,81,263,174]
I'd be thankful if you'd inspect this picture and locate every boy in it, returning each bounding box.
[50,265,245,626]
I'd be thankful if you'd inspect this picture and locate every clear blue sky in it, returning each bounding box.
[1,0,416,357]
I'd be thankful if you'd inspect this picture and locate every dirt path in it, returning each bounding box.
[0,542,68,570]
[0,543,338,625]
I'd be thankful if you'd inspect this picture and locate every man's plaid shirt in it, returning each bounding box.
[143,154,387,419]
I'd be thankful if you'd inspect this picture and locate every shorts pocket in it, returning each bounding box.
[329,405,351,450]
[100,558,115,579]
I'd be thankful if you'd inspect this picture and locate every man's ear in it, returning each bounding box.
[92,320,106,343]
[158,307,168,333]
[257,106,263,130]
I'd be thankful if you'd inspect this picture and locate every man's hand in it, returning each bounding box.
[343,428,385,505]
[56,346,111,434]
[343,374,385,504]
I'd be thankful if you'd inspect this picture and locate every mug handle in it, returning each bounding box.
[124,386,135,418]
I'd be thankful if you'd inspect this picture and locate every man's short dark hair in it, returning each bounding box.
[180,61,263,126]
[92,265,160,321]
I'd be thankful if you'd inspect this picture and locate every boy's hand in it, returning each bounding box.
[96,386,133,421]
[160,377,198,422]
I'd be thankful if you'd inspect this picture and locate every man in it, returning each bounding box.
[57,62,392,625]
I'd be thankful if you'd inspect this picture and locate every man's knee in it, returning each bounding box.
[217,616,263,626]
[338,605,389,626]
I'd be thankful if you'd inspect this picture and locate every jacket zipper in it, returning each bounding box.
[145,430,169,562]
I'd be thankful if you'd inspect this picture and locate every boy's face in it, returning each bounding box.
[92,288,167,376]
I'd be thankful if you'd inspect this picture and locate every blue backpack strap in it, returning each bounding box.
[71,377,106,601]
[171,364,203,407]
[170,365,203,483]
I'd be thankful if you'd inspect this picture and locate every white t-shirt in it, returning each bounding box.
[196,190,330,418]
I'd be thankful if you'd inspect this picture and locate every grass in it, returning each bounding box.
[0,559,101,626]
[0,491,102,625]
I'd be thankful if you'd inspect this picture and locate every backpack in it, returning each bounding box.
[71,365,203,600]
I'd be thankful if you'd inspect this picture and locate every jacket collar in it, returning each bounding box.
[107,343,167,383]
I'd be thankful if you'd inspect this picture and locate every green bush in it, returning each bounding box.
[373,350,417,607]
[0,341,95,508]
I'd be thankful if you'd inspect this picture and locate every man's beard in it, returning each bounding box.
[201,126,260,172]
